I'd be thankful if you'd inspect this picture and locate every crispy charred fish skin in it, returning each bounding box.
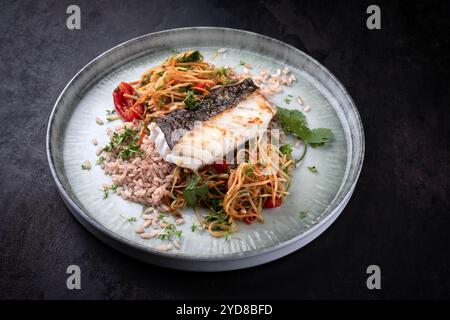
[155,78,258,148]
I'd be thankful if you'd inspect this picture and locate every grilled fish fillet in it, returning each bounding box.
[148,79,275,170]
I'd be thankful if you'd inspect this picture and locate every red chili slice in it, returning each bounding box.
[113,82,144,121]
[213,162,229,173]
[192,82,208,90]
[191,82,210,92]
[244,216,257,224]
[263,197,283,208]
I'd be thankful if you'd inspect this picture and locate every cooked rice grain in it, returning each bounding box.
[102,124,175,210]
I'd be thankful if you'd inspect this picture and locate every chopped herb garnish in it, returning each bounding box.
[178,86,190,93]
[183,91,200,110]
[81,162,91,170]
[239,60,246,66]
[120,215,137,223]
[276,106,333,163]
[106,109,116,116]
[177,50,203,63]
[157,97,165,109]
[299,211,308,219]
[203,210,234,236]
[157,220,183,240]
[102,128,143,160]
[96,156,106,165]
[183,174,209,207]
[307,166,318,173]
[191,221,198,232]
[244,166,254,177]
[215,67,229,77]
[284,96,292,104]
[118,143,141,159]
[157,212,166,220]
[204,210,228,225]
[306,128,334,147]
[208,198,224,213]
[102,184,118,199]
[140,74,152,86]
[279,144,293,156]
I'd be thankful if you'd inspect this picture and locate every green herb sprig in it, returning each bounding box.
[284,94,293,104]
[102,128,143,160]
[120,214,137,223]
[183,174,209,207]
[102,184,118,199]
[183,91,201,110]
[157,220,183,240]
[307,166,318,173]
[96,156,106,165]
[279,144,293,156]
[299,210,308,219]
[191,219,199,232]
[276,106,333,163]
[177,50,203,63]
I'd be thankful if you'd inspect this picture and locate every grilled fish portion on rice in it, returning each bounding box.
[148,79,275,170]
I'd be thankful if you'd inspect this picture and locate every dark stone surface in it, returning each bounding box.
[0,0,449,299]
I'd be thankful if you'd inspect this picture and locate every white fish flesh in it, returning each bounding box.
[148,79,275,170]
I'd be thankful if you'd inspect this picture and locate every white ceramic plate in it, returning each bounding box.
[47,27,364,271]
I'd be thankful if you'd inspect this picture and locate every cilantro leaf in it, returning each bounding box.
[307,128,333,147]
[307,166,318,173]
[186,174,200,188]
[215,67,229,77]
[276,106,333,146]
[157,220,183,240]
[299,211,308,219]
[140,74,153,86]
[284,96,292,104]
[183,174,209,206]
[279,144,293,156]
[277,106,306,124]
[276,107,307,136]
[276,106,333,164]
[96,156,106,165]
[183,91,200,110]
[102,128,143,160]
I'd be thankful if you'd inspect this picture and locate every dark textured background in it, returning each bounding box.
[0,0,449,299]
